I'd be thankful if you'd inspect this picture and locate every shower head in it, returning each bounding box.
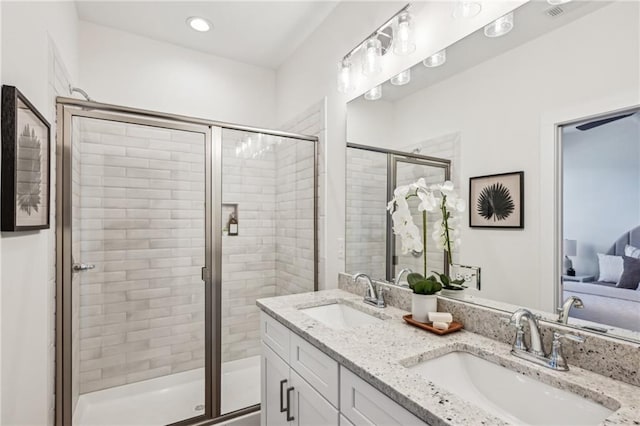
[69,85,93,102]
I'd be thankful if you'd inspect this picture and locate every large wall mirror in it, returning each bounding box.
[346,0,639,341]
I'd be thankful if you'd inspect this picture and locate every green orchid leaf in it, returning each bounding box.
[407,272,425,287]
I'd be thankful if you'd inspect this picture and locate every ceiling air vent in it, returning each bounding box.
[544,6,565,17]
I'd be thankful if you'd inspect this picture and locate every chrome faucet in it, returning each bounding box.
[557,296,584,324]
[353,273,385,308]
[394,268,412,287]
[509,308,545,356]
[507,308,585,371]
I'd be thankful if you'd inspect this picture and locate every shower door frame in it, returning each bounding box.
[55,97,319,426]
[345,143,451,282]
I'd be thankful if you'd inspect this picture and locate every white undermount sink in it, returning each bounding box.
[300,303,382,329]
[407,351,614,425]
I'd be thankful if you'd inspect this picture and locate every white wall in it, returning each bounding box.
[347,2,639,309]
[563,116,640,277]
[78,22,277,128]
[1,2,79,425]
[276,1,525,289]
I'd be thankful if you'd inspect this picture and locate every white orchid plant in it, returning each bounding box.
[387,179,466,294]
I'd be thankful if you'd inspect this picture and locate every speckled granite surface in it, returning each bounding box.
[257,289,639,426]
[338,272,640,388]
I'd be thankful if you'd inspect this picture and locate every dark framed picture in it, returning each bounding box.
[469,171,524,229]
[1,85,51,231]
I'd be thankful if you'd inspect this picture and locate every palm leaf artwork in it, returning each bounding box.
[476,182,514,221]
[16,124,42,215]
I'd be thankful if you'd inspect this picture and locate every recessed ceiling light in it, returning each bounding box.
[547,0,571,5]
[186,16,211,32]
[452,1,482,19]
[484,12,514,38]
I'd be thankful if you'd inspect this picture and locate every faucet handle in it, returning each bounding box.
[553,331,585,343]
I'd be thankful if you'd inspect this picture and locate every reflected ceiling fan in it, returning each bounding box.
[576,112,636,131]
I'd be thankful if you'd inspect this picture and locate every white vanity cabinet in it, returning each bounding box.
[260,312,430,426]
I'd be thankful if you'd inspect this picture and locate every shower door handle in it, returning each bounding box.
[279,379,287,412]
[72,263,95,272]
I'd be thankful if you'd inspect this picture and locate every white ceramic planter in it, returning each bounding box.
[411,293,438,323]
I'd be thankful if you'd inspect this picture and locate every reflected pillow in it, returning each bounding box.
[625,244,640,259]
[617,256,640,290]
[597,253,623,283]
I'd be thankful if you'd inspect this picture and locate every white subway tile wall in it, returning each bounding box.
[77,118,207,393]
[345,148,387,279]
[278,100,325,288]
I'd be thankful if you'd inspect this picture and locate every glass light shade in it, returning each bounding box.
[390,69,411,86]
[337,58,354,93]
[484,12,514,38]
[423,49,447,68]
[362,38,382,76]
[364,85,382,101]
[393,12,416,55]
[452,1,482,19]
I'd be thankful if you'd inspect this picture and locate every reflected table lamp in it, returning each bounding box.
[563,239,577,276]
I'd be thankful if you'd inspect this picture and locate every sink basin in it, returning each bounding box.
[300,303,382,329]
[407,351,613,425]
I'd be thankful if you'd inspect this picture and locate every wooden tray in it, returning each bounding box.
[402,314,463,335]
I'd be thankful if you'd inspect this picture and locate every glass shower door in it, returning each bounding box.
[218,128,316,416]
[392,157,449,280]
[62,111,211,426]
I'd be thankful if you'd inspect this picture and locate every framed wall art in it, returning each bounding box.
[1,85,51,231]
[469,171,524,229]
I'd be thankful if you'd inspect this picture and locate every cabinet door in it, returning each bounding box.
[262,343,291,426]
[290,370,339,426]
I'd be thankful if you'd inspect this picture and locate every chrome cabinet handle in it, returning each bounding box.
[279,379,287,413]
[72,263,95,272]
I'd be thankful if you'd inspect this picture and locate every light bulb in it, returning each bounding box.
[484,12,514,38]
[186,17,211,32]
[452,1,482,19]
[364,85,382,101]
[423,49,447,68]
[362,38,382,76]
[337,58,354,93]
[390,69,411,86]
[393,12,416,55]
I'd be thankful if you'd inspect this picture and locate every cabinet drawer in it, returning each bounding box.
[261,312,290,363]
[289,332,339,407]
[340,367,429,426]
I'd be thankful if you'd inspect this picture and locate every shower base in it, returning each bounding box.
[74,355,261,426]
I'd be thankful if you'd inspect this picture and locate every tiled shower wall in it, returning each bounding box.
[77,119,206,393]
[278,100,326,289]
[221,131,277,363]
[345,148,387,280]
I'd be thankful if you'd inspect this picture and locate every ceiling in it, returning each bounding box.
[75,1,339,69]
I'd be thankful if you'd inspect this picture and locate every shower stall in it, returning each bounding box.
[55,98,317,426]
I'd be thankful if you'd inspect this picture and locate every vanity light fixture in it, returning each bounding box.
[362,37,383,76]
[337,57,354,93]
[364,85,382,101]
[452,1,482,19]
[393,11,416,55]
[484,12,514,38]
[336,4,412,87]
[391,69,411,86]
[186,16,212,32]
[423,49,447,67]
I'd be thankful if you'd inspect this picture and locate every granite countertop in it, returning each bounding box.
[257,289,640,426]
